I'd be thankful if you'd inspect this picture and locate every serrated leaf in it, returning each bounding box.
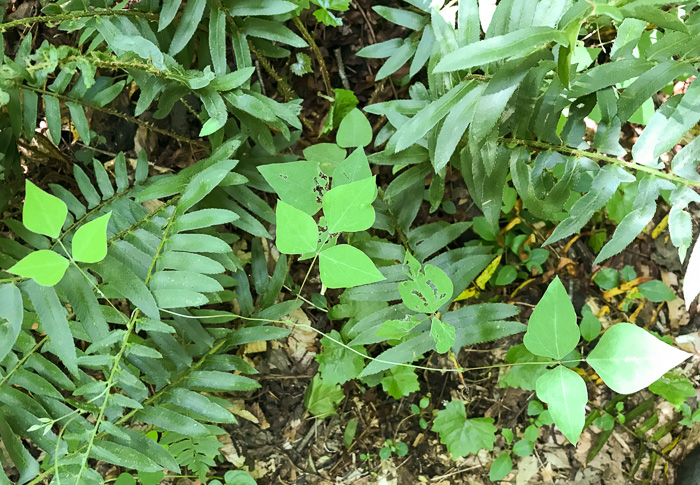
[649,371,695,407]
[71,212,111,263]
[535,365,587,445]
[8,250,69,287]
[381,366,420,399]
[633,78,700,166]
[319,244,384,289]
[316,330,366,385]
[323,176,377,233]
[523,277,579,360]
[168,0,206,55]
[434,27,567,72]
[587,323,692,394]
[304,375,345,418]
[432,400,496,459]
[498,344,551,391]
[135,406,210,438]
[23,180,67,238]
[336,108,372,148]
[430,317,455,354]
[275,200,319,254]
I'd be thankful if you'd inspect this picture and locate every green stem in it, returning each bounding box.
[18,84,208,149]
[292,16,333,96]
[505,137,700,188]
[0,9,158,32]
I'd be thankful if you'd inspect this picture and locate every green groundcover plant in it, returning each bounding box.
[2,0,700,483]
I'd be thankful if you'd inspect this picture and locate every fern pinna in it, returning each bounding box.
[0,145,291,484]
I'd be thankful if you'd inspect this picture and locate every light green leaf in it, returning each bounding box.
[177,160,236,214]
[90,441,162,472]
[523,277,579,360]
[23,280,78,375]
[685,237,700,310]
[158,0,182,31]
[0,284,23,363]
[8,250,69,287]
[499,344,551,391]
[535,365,587,445]
[580,307,602,342]
[587,323,692,394]
[170,208,239,233]
[275,200,319,254]
[332,148,372,187]
[490,453,513,481]
[316,330,366,385]
[381,366,420,399]
[649,371,695,407]
[633,79,700,166]
[375,318,421,340]
[319,244,385,288]
[323,176,377,233]
[23,180,67,238]
[434,27,567,72]
[209,8,227,76]
[258,160,323,215]
[432,400,496,459]
[242,17,307,48]
[638,280,675,302]
[187,370,260,392]
[303,143,346,176]
[169,0,206,55]
[93,255,160,320]
[394,80,474,152]
[336,108,372,148]
[71,212,111,263]
[43,94,61,145]
[304,375,345,418]
[372,6,426,30]
[399,264,453,313]
[430,317,455,354]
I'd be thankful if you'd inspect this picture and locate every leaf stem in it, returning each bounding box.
[505,137,700,188]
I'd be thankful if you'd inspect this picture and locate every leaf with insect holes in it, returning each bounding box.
[430,317,455,354]
[23,180,67,238]
[258,160,325,216]
[9,250,69,286]
[399,264,453,313]
[72,213,111,263]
